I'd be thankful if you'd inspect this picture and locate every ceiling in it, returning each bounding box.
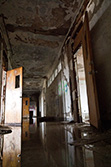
[0,0,82,96]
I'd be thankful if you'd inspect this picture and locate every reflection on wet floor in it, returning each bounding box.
[1,119,111,167]
[22,120,30,141]
[1,126,21,167]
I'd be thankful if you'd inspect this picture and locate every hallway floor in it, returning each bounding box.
[0,119,111,167]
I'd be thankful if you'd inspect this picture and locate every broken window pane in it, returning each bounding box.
[15,75,20,88]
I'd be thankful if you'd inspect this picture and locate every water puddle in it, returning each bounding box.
[0,120,111,167]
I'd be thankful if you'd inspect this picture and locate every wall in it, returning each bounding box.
[0,16,12,123]
[0,16,12,71]
[46,72,62,118]
[40,0,111,125]
[46,50,72,121]
[89,2,111,125]
[0,44,2,121]
[65,0,111,126]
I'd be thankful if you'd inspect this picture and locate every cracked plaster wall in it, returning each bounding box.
[89,1,111,124]
[0,46,2,118]
[78,0,111,124]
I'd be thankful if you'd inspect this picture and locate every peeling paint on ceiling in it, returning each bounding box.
[0,0,82,95]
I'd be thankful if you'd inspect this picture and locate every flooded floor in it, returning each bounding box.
[0,119,111,167]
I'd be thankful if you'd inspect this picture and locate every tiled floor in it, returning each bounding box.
[0,119,111,167]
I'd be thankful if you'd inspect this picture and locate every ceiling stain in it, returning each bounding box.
[0,0,82,95]
[15,35,59,48]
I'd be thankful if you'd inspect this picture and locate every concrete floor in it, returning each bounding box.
[0,119,111,167]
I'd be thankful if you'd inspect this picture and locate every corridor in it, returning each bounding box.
[1,119,111,167]
[0,0,111,166]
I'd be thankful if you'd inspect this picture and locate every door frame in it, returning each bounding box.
[0,41,8,124]
[71,12,100,128]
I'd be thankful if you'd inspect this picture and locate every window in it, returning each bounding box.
[47,61,62,87]
[15,75,20,88]
[49,77,52,85]
[51,74,54,82]
[54,69,58,78]
[47,80,50,87]
[26,100,28,105]
[58,61,62,73]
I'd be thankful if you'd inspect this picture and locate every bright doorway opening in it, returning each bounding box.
[74,46,89,123]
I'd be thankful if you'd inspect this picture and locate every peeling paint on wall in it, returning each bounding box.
[87,0,111,29]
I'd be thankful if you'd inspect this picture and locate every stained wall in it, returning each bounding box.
[45,50,72,120]
[45,0,111,125]
[89,1,111,125]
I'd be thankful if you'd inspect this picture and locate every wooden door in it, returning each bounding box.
[22,119,30,141]
[5,67,23,124]
[83,13,100,128]
[23,97,30,118]
[72,12,100,128]
[3,127,21,167]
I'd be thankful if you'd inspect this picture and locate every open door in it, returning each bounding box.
[3,126,21,167]
[5,67,23,124]
[72,12,100,128]
[23,97,30,118]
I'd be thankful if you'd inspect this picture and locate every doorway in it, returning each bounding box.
[71,12,100,128]
[30,111,33,119]
[29,111,33,124]
[74,46,89,123]
[1,50,8,124]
